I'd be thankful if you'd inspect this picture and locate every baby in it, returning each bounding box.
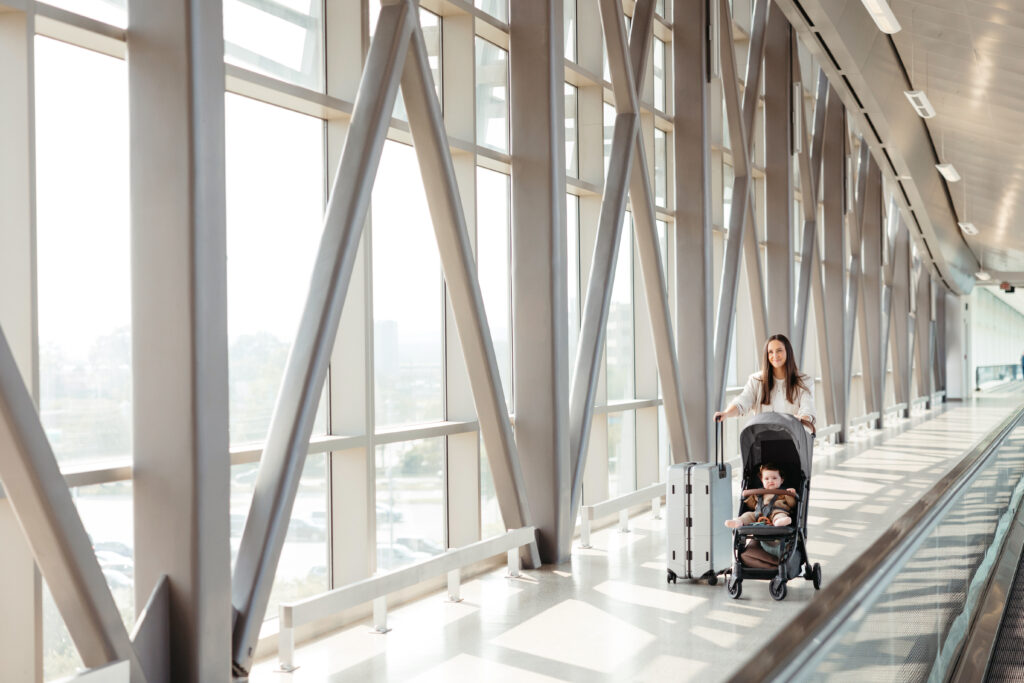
[724,463,796,528]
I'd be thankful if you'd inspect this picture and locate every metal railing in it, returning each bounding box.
[740,403,1024,681]
[578,482,664,548]
[277,526,536,671]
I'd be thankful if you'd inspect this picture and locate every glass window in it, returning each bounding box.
[376,438,446,571]
[225,93,327,445]
[655,128,668,207]
[603,102,616,182]
[565,0,577,62]
[608,411,636,498]
[607,217,634,401]
[40,0,125,27]
[229,456,328,619]
[475,38,509,153]
[481,439,505,539]
[475,0,508,22]
[476,168,512,406]
[654,37,666,112]
[44,482,134,680]
[657,219,669,295]
[567,195,581,370]
[35,37,131,467]
[369,7,442,121]
[566,83,579,178]
[224,0,324,91]
[724,162,735,230]
[372,141,444,428]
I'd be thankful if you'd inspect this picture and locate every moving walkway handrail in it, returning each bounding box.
[735,402,1024,682]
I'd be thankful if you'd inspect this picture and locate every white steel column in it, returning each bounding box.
[857,156,884,417]
[674,0,714,462]
[128,0,231,679]
[820,86,847,439]
[509,0,572,563]
[889,217,912,414]
[0,10,41,680]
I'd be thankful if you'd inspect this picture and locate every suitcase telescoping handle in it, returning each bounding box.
[714,418,726,478]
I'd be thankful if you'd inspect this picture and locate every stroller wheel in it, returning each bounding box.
[812,563,822,590]
[769,576,787,601]
[727,576,742,599]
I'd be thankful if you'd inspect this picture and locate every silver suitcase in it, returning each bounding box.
[666,422,732,584]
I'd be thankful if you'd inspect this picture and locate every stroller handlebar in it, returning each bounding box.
[741,487,800,501]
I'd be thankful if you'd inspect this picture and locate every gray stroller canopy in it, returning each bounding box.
[739,412,814,478]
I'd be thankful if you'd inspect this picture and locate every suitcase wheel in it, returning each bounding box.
[667,569,678,584]
[706,573,718,586]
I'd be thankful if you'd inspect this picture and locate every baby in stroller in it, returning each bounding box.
[726,413,822,601]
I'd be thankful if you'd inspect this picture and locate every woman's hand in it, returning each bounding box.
[714,405,737,422]
[713,411,726,422]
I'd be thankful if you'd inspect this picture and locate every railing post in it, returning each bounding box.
[372,596,390,634]
[580,510,592,548]
[652,495,661,520]
[446,568,462,603]
[507,549,521,578]
[619,510,630,533]
[278,615,296,672]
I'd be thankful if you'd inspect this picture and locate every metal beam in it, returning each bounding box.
[0,327,145,680]
[820,86,847,440]
[399,12,540,568]
[889,217,912,414]
[857,156,884,416]
[764,2,793,339]
[914,269,935,403]
[127,0,229,679]
[509,0,572,564]
[842,142,870,418]
[674,0,714,461]
[567,0,649,519]
[713,0,769,410]
[793,69,829,365]
[230,3,415,672]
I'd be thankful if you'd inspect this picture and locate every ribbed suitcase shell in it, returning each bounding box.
[666,460,732,581]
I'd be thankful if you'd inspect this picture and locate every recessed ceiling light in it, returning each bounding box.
[958,221,978,235]
[860,0,901,33]
[976,271,991,281]
[905,90,936,118]
[936,163,960,182]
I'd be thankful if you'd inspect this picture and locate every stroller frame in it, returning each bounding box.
[726,413,822,601]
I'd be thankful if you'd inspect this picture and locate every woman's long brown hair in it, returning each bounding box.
[759,333,809,406]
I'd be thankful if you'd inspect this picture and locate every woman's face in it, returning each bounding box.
[767,340,787,370]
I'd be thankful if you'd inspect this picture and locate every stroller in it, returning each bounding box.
[726,412,822,600]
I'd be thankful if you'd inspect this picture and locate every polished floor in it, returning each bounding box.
[251,388,1024,682]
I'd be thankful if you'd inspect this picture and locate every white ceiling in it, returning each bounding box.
[890,0,1024,285]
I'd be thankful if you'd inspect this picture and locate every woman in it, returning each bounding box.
[713,333,816,433]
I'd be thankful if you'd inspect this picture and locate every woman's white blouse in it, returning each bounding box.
[728,372,816,425]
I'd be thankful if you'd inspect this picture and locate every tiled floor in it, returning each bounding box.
[251,389,1024,682]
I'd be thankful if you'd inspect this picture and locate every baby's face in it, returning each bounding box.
[761,469,783,489]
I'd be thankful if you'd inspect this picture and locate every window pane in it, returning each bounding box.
[376,438,446,571]
[476,0,508,21]
[567,195,581,370]
[655,128,668,207]
[224,0,324,91]
[603,102,616,182]
[229,456,329,620]
[480,438,505,539]
[607,218,634,401]
[225,94,327,445]
[565,83,579,178]
[35,38,131,467]
[608,411,636,498]
[724,162,735,231]
[373,141,443,428]
[477,168,512,406]
[44,482,134,680]
[475,38,508,153]
[654,38,666,111]
[565,0,577,62]
[41,0,125,27]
